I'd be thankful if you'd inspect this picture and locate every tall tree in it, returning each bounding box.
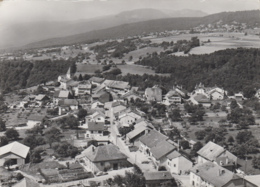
[5,128,19,140]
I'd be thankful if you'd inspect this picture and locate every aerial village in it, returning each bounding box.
[0,65,260,187]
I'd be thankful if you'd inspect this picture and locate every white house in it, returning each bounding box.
[85,122,105,138]
[189,162,254,187]
[197,141,237,167]
[0,142,30,166]
[165,151,193,175]
[118,111,142,127]
[75,144,128,172]
[86,111,106,123]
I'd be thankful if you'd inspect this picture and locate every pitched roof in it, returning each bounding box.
[166,150,182,160]
[126,125,147,140]
[88,122,105,131]
[89,77,105,83]
[0,141,30,158]
[27,114,45,121]
[35,94,48,101]
[13,177,40,187]
[150,141,176,160]
[144,171,173,181]
[84,144,127,162]
[197,141,237,162]
[139,130,168,148]
[190,162,239,187]
[58,99,78,106]
[105,80,130,90]
[194,94,211,103]
[54,90,70,98]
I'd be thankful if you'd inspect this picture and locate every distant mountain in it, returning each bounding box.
[162,9,208,17]
[2,9,259,51]
[0,9,170,49]
[0,8,210,50]
[21,10,260,50]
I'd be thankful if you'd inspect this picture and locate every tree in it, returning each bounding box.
[0,136,8,147]
[169,109,182,122]
[5,128,19,140]
[26,125,43,135]
[44,127,61,147]
[78,74,83,81]
[0,118,6,132]
[16,173,24,180]
[30,149,42,163]
[236,130,253,144]
[230,100,239,110]
[243,86,256,99]
[227,136,234,144]
[190,141,203,157]
[70,62,77,74]
[195,130,206,140]
[179,140,190,150]
[87,140,98,148]
[59,115,79,129]
[23,135,45,149]
[77,109,88,120]
[118,126,134,137]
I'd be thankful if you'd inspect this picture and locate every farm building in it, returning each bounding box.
[0,141,30,166]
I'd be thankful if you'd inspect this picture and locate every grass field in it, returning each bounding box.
[76,64,171,76]
[149,32,260,55]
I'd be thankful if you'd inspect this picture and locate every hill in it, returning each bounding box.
[20,10,260,50]
[1,8,208,50]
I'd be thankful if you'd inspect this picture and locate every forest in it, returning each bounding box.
[134,48,260,93]
[0,59,73,93]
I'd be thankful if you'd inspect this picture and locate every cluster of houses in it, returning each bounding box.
[2,67,260,187]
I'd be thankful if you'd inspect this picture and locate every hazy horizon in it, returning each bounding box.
[0,0,259,49]
[0,0,259,24]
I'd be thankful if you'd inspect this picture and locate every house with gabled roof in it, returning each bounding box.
[75,144,129,172]
[53,90,73,105]
[75,81,92,96]
[164,90,182,105]
[85,122,106,138]
[190,162,255,187]
[165,150,193,174]
[121,91,143,102]
[58,99,78,115]
[0,142,30,166]
[118,110,142,127]
[190,94,211,107]
[103,80,130,95]
[197,141,237,169]
[139,130,176,168]
[86,110,106,123]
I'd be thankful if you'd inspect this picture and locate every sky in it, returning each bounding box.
[0,0,259,25]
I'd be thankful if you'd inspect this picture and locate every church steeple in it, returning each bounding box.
[66,67,71,79]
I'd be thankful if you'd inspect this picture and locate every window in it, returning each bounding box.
[100,162,104,166]
[98,118,101,120]
[174,164,176,167]
[91,131,93,133]
[98,131,102,133]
